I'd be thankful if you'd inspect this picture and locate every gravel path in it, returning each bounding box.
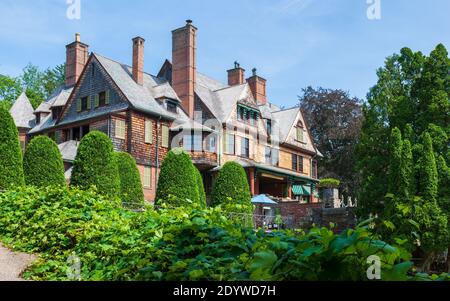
[0,243,36,281]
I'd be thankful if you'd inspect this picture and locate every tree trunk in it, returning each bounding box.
[446,247,450,273]
[421,252,435,273]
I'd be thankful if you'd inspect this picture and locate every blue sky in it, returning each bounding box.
[0,0,449,108]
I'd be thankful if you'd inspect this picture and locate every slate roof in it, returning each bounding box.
[271,107,299,142]
[9,92,36,129]
[58,140,79,162]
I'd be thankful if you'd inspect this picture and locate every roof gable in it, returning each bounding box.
[10,92,35,129]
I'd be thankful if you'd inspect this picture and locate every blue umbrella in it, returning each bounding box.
[251,194,278,205]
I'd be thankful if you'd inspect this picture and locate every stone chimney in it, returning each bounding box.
[172,20,197,119]
[65,33,89,87]
[132,37,145,85]
[247,68,267,105]
[227,61,245,86]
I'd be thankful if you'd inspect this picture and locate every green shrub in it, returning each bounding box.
[115,152,144,205]
[0,186,447,281]
[70,131,119,197]
[23,135,66,188]
[194,167,206,208]
[155,148,199,207]
[319,178,341,188]
[0,106,24,189]
[211,161,253,225]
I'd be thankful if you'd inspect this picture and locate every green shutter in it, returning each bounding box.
[94,94,99,108]
[105,90,110,105]
[76,98,81,112]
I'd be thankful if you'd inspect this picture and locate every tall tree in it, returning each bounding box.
[388,128,403,196]
[0,74,22,110]
[298,87,363,199]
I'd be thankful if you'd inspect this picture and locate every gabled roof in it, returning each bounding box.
[94,53,178,119]
[9,92,35,129]
[271,107,299,142]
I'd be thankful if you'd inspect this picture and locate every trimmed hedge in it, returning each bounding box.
[211,162,253,214]
[155,148,199,207]
[115,152,144,205]
[0,106,24,189]
[70,131,119,197]
[319,178,340,188]
[194,167,207,208]
[23,135,66,188]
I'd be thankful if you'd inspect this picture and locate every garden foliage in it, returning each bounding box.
[115,152,144,205]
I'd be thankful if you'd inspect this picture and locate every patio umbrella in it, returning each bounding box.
[251,194,278,205]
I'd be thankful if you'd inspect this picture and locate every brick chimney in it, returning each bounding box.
[65,33,89,87]
[132,37,145,85]
[247,68,267,105]
[172,20,197,119]
[227,61,245,86]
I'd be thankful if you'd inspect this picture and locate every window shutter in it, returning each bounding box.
[105,90,110,105]
[145,119,153,144]
[161,125,169,148]
[144,167,152,188]
[94,94,99,108]
[76,98,81,112]
[86,97,91,110]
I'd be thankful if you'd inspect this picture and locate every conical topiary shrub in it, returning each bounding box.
[70,131,119,197]
[115,152,144,205]
[0,106,24,189]
[194,167,206,208]
[155,148,199,208]
[23,135,66,187]
[211,161,253,226]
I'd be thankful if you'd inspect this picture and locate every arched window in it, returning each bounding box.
[296,121,304,142]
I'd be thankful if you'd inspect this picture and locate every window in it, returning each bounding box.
[36,113,41,125]
[292,154,298,171]
[99,91,106,107]
[145,119,153,144]
[72,127,81,141]
[224,133,235,154]
[161,125,169,148]
[167,101,177,113]
[207,135,216,152]
[271,148,279,166]
[63,129,70,142]
[143,167,152,188]
[241,137,250,158]
[238,106,245,120]
[237,105,258,125]
[184,134,202,151]
[296,127,304,142]
[52,107,62,120]
[312,160,318,178]
[266,120,272,136]
[115,119,126,139]
[299,156,304,173]
[265,147,271,164]
[81,97,89,111]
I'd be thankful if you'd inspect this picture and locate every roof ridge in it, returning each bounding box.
[93,52,158,78]
[272,106,299,113]
[213,82,246,93]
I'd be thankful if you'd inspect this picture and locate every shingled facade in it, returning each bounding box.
[12,21,322,203]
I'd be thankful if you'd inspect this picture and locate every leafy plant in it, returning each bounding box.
[115,152,144,205]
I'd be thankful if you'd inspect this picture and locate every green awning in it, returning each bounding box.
[292,185,304,196]
[292,185,319,197]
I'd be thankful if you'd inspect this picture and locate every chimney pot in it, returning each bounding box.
[247,68,267,105]
[227,62,245,86]
[186,19,193,25]
[75,33,80,42]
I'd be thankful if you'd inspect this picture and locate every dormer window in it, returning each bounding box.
[266,119,272,135]
[36,113,41,124]
[167,100,177,113]
[52,107,62,120]
[237,104,259,126]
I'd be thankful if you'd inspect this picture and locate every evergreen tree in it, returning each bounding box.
[194,167,207,208]
[23,135,66,187]
[70,131,120,197]
[0,107,24,189]
[417,132,438,203]
[155,148,199,208]
[115,152,144,205]
[399,139,414,199]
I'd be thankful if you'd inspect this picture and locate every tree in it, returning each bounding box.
[299,87,363,199]
[155,148,199,207]
[388,128,403,196]
[399,139,414,199]
[70,131,120,197]
[417,133,439,203]
[357,44,449,218]
[115,152,144,205]
[0,107,24,189]
[23,136,66,188]
[194,167,207,208]
[0,74,22,110]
